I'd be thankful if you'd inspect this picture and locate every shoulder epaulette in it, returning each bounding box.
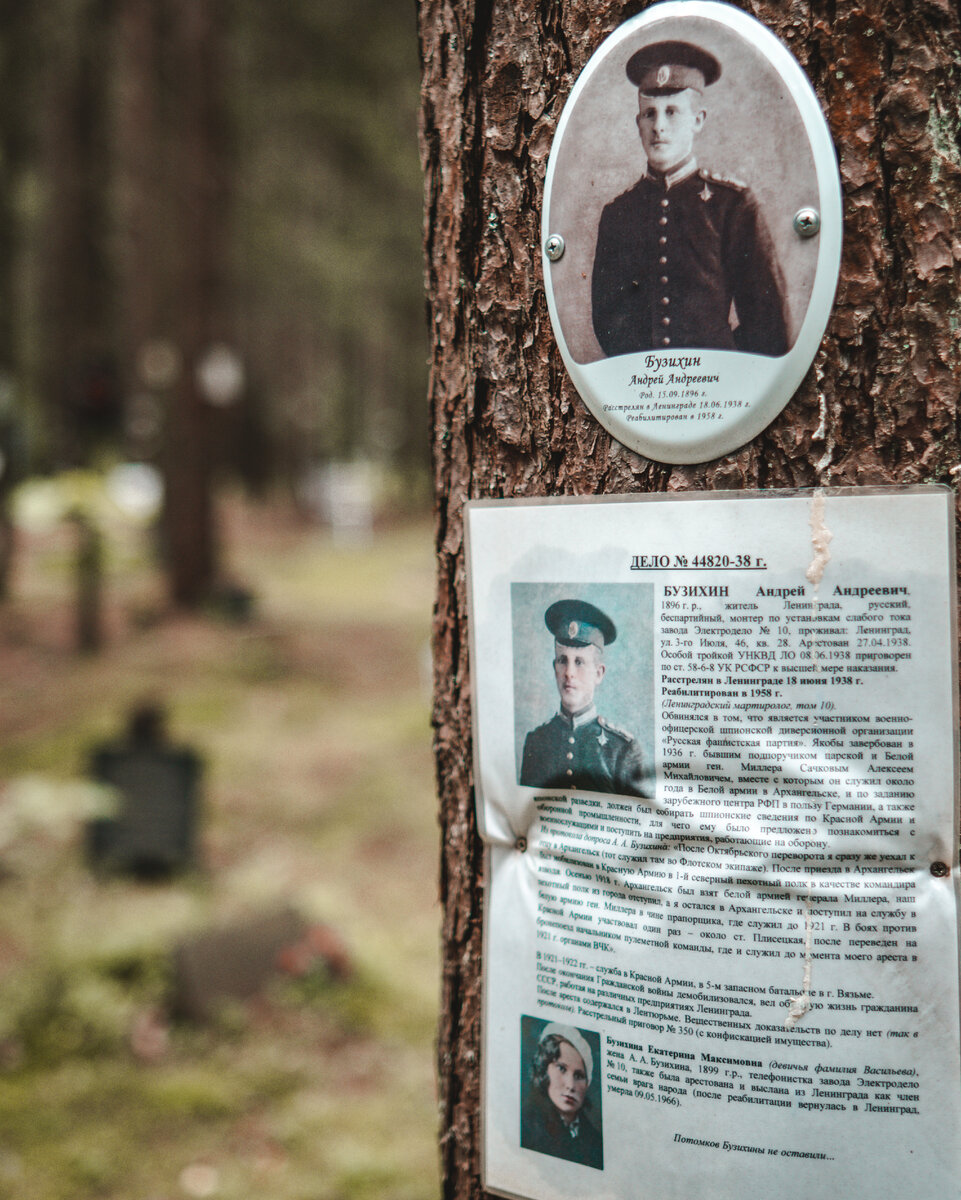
[528,716,560,738]
[702,169,748,190]
[597,716,635,742]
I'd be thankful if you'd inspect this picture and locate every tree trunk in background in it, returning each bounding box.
[117,0,231,603]
[37,0,116,466]
[163,0,230,605]
[115,0,165,459]
[0,0,33,599]
[0,0,31,377]
[419,1,961,1195]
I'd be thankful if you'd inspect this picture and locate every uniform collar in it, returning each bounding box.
[558,704,597,729]
[646,155,699,190]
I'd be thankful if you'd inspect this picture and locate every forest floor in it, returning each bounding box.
[0,496,440,1200]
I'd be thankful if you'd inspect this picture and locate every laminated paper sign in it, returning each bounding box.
[465,488,961,1200]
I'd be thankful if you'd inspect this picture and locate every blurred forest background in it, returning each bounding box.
[0,0,427,604]
[0,3,439,1199]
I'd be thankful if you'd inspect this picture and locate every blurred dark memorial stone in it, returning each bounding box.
[86,704,202,878]
[171,907,307,1021]
[70,509,104,654]
[208,581,256,622]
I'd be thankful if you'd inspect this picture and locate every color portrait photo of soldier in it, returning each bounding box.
[518,599,651,798]
[591,40,789,359]
[543,15,821,368]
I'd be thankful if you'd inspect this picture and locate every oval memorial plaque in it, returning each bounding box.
[542,2,842,464]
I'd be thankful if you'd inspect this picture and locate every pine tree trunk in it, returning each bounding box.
[419,1,961,1194]
[37,0,116,466]
[115,0,164,445]
[0,0,32,599]
[163,0,230,605]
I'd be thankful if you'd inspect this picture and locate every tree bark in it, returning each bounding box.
[163,0,230,605]
[419,1,961,1195]
[0,0,33,599]
[37,0,117,466]
[115,0,165,456]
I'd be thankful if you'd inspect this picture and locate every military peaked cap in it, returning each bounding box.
[545,599,617,649]
[626,40,721,94]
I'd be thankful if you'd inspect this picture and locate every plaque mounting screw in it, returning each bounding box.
[931,861,950,877]
[545,234,565,262]
[793,208,820,238]
[515,836,528,853]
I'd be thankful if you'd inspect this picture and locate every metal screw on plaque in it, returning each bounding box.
[793,208,820,238]
[515,836,528,853]
[545,234,565,262]
[931,861,950,877]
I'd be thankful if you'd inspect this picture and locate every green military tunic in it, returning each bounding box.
[520,705,648,797]
[591,158,788,358]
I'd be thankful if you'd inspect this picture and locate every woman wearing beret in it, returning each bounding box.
[521,1023,603,1170]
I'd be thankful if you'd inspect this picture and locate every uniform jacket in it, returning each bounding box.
[520,707,648,797]
[591,159,788,358]
[521,1090,603,1170]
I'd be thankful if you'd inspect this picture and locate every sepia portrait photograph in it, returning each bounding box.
[511,582,654,799]
[546,12,823,364]
[519,1015,604,1171]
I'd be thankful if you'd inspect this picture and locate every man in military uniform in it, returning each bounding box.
[591,40,789,358]
[520,599,649,798]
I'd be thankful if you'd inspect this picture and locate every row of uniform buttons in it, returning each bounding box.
[567,734,575,776]
[658,196,670,346]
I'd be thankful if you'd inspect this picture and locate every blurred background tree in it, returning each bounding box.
[0,0,426,604]
[0,7,441,1193]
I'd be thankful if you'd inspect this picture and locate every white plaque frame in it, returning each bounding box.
[542,3,843,464]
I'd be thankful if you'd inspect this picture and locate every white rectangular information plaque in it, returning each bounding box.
[465,487,961,1200]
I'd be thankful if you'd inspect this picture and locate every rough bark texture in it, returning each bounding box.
[418,1,961,1195]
